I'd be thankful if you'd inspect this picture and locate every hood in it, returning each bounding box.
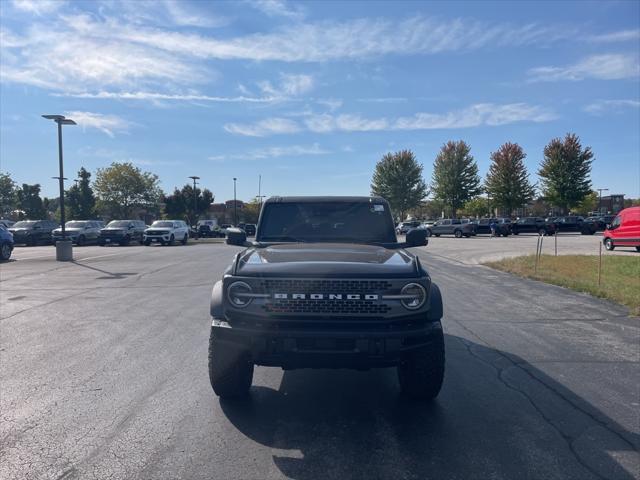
[235,243,418,278]
[53,228,83,234]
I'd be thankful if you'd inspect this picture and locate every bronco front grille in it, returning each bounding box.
[259,279,393,316]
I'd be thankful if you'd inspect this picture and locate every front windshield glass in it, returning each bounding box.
[12,221,36,228]
[66,221,87,228]
[106,221,130,228]
[151,221,173,228]
[257,201,396,244]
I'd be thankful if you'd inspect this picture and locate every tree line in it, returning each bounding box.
[0,162,214,224]
[371,133,606,220]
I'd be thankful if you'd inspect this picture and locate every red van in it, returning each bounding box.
[603,206,640,252]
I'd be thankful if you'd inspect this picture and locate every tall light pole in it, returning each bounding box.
[233,177,237,226]
[43,115,76,261]
[256,174,266,210]
[597,188,609,214]
[188,176,200,226]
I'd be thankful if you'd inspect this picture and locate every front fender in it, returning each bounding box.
[210,280,224,318]
[426,283,443,321]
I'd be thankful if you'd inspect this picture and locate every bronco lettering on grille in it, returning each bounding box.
[272,293,379,300]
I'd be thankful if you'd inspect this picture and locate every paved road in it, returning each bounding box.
[1,243,638,480]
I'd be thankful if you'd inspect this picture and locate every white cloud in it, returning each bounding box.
[12,0,65,15]
[249,0,305,20]
[357,97,408,103]
[224,118,301,137]
[65,111,132,137]
[316,98,343,111]
[54,91,276,103]
[257,73,315,98]
[588,29,640,43]
[209,143,329,161]
[162,0,229,28]
[529,54,640,81]
[238,103,555,136]
[584,99,640,114]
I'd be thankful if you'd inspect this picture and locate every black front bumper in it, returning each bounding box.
[211,317,442,369]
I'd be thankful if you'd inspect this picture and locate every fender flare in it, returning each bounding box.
[427,283,443,321]
[210,280,224,318]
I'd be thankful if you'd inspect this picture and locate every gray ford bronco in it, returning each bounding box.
[208,196,445,400]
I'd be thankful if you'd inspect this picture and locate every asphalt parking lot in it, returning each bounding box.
[1,241,638,480]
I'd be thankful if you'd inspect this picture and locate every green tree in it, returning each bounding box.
[16,183,46,219]
[242,199,262,224]
[485,142,535,215]
[163,184,214,224]
[371,150,428,220]
[431,140,482,218]
[575,191,598,215]
[538,133,594,213]
[67,167,96,219]
[460,197,491,218]
[94,162,162,218]
[0,171,17,218]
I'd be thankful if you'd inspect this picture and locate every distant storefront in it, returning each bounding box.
[599,194,625,214]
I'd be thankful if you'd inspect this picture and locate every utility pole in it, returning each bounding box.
[233,177,237,226]
[188,176,200,226]
[597,188,609,215]
[256,174,266,210]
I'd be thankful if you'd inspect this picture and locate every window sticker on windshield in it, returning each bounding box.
[372,204,385,212]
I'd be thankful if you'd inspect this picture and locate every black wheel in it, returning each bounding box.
[144,240,151,246]
[120,235,131,246]
[512,230,519,235]
[454,230,463,238]
[168,234,175,246]
[434,234,440,237]
[538,229,546,236]
[604,238,615,251]
[464,233,470,238]
[98,240,106,246]
[502,232,509,237]
[635,246,640,252]
[208,328,253,398]
[398,324,445,400]
[181,234,188,245]
[76,235,85,246]
[0,242,12,261]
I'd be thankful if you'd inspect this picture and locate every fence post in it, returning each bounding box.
[554,232,557,256]
[598,241,602,288]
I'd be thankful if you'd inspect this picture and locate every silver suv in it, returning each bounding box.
[52,220,102,246]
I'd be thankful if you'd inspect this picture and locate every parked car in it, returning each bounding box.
[474,218,511,236]
[0,219,15,228]
[0,224,14,261]
[396,221,421,235]
[602,206,640,252]
[198,219,224,238]
[98,220,146,246]
[427,218,475,238]
[9,220,58,245]
[52,220,102,246]
[553,216,594,234]
[583,215,616,233]
[459,218,477,235]
[219,224,234,235]
[419,220,436,229]
[144,220,190,246]
[511,217,556,236]
[244,224,256,236]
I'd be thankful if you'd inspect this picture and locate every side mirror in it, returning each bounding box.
[404,228,428,247]
[226,227,248,246]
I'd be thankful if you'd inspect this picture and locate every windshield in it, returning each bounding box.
[66,221,88,228]
[12,221,37,228]
[151,221,174,228]
[106,221,130,228]
[257,201,396,244]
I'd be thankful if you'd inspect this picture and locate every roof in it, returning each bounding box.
[264,196,388,204]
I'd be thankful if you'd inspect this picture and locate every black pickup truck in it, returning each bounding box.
[208,196,444,401]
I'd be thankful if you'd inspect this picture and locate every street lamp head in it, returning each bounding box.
[188,176,200,180]
[42,115,76,125]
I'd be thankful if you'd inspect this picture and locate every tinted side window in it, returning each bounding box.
[452,219,461,224]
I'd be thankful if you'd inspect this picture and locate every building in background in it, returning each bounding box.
[599,194,625,214]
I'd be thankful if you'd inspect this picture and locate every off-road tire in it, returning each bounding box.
[398,324,445,400]
[604,238,615,251]
[454,230,463,238]
[0,243,12,261]
[208,329,253,398]
[181,234,188,245]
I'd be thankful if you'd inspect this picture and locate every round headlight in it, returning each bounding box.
[400,283,427,310]
[227,281,253,308]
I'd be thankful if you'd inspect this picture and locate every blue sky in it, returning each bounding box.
[1,0,639,203]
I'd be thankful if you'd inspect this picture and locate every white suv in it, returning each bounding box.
[144,220,189,246]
